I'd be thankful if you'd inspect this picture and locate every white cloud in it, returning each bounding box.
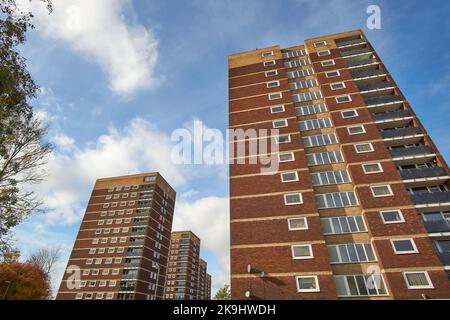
[52,134,75,150]
[19,0,159,95]
[34,118,186,225]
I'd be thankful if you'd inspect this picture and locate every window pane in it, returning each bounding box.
[293,245,311,258]
[338,245,349,262]
[347,276,359,296]
[339,217,350,233]
[356,244,368,262]
[355,216,366,231]
[321,219,333,234]
[347,245,359,262]
[348,217,358,232]
[327,246,339,263]
[332,218,342,233]
[356,276,369,296]
[393,240,415,252]
[364,244,376,261]
[334,277,348,296]
[289,218,306,230]
[298,277,317,290]
[405,273,429,287]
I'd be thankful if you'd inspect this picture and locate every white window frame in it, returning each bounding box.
[278,152,295,163]
[370,185,394,197]
[295,275,320,292]
[275,134,291,145]
[272,119,288,129]
[261,51,274,57]
[326,70,340,78]
[266,80,280,88]
[354,143,374,154]
[317,50,331,56]
[288,217,308,231]
[265,70,278,77]
[347,125,366,135]
[403,271,434,289]
[321,59,335,67]
[380,210,405,224]
[270,105,285,114]
[335,95,352,104]
[341,109,358,119]
[281,171,299,183]
[391,238,419,254]
[284,193,303,205]
[362,162,383,174]
[263,60,276,67]
[268,92,283,100]
[314,41,327,47]
[330,82,346,90]
[291,244,314,260]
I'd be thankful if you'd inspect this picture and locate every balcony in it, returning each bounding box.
[365,95,403,113]
[119,286,135,292]
[341,47,372,57]
[401,167,449,187]
[124,262,141,268]
[411,192,450,211]
[358,81,395,93]
[351,69,385,80]
[126,250,143,257]
[136,210,150,217]
[423,219,450,234]
[381,127,423,147]
[131,229,146,236]
[346,58,378,69]
[121,273,138,280]
[390,146,436,166]
[373,110,413,129]
[437,252,450,266]
[337,38,366,48]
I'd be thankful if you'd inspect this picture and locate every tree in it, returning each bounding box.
[0,262,50,299]
[27,246,61,275]
[214,285,231,300]
[0,0,53,258]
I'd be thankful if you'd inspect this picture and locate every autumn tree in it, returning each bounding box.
[0,262,50,299]
[0,0,53,258]
[214,284,231,300]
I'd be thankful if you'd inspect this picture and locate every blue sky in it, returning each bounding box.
[12,0,450,296]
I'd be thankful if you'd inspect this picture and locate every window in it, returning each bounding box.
[311,170,351,186]
[270,105,285,114]
[75,293,83,300]
[341,109,358,118]
[287,68,313,79]
[371,185,393,197]
[263,60,275,67]
[314,41,327,47]
[292,90,322,102]
[275,135,291,144]
[321,216,366,235]
[272,119,288,128]
[362,163,383,174]
[296,276,320,292]
[327,243,376,263]
[284,193,303,205]
[266,80,280,88]
[326,70,340,78]
[391,239,418,254]
[317,50,331,56]
[84,293,93,300]
[86,259,93,265]
[354,143,374,153]
[403,272,433,289]
[316,192,358,209]
[288,217,308,231]
[284,58,310,69]
[321,60,335,67]
[289,79,318,90]
[347,125,365,135]
[282,49,306,58]
[334,274,387,297]
[106,293,114,299]
[278,152,295,163]
[281,171,299,183]
[268,92,282,100]
[330,82,346,90]
[261,51,274,57]
[96,293,104,300]
[302,133,337,148]
[380,210,405,224]
[298,118,332,131]
[307,151,344,166]
[265,70,278,77]
[291,244,313,259]
[295,103,327,116]
[336,95,352,103]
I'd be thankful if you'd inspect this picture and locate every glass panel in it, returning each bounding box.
[356,244,368,262]
[348,217,358,232]
[405,273,429,287]
[339,217,350,233]
[338,245,350,262]
[364,244,376,261]
[355,216,366,231]
[327,246,339,263]
[356,276,368,296]
[382,211,401,222]
[321,219,333,234]
[289,218,306,230]
[332,218,342,233]
[333,193,343,207]
[365,275,378,295]
[393,240,415,252]
[293,245,311,258]
[347,244,359,262]
[347,276,359,296]
[298,277,317,290]
[334,277,348,296]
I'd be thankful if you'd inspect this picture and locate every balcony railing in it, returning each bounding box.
[346,58,377,68]
[390,146,434,158]
[119,286,135,292]
[437,252,450,266]
[423,219,450,233]
[400,167,447,180]
[351,69,385,79]
[358,81,395,92]
[337,38,366,47]
[121,273,138,280]
[126,250,143,257]
[124,262,141,268]
[380,127,421,139]
[410,191,450,205]
[365,95,402,106]
[341,47,372,57]
[131,230,146,236]
[373,110,411,122]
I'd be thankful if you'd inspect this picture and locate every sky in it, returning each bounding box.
[11,0,450,297]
